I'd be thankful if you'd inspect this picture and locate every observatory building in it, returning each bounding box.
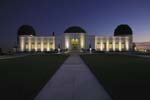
[18,25,133,52]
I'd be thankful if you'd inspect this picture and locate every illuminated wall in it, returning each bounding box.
[20,36,25,52]
[19,35,55,52]
[80,33,85,49]
[65,35,70,49]
[95,36,132,51]
[19,33,132,52]
[64,33,85,50]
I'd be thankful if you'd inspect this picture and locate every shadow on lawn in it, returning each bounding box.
[81,54,150,100]
[0,54,69,100]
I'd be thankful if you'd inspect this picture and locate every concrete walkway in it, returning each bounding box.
[0,55,26,60]
[35,54,112,100]
[137,55,150,58]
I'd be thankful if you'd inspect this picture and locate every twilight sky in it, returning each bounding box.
[0,0,150,49]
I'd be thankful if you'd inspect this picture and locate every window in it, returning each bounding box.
[25,42,28,45]
[122,44,125,49]
[44,44,47,49]
[31,44,35,49]
[25,44,28,49]
[37,44,41,49]
[109,43,113,49]
[116,43,119,49]
[50,42,53,45]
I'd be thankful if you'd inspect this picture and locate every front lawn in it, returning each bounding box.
[0,54,68,100]
[81,54,150,100]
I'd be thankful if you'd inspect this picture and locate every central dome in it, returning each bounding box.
[64,26,86,33]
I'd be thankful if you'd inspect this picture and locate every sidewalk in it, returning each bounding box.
[35,54,112,100]
[0,54,30,60]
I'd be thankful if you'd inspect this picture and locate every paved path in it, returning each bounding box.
[137,55,150,58]
[0,55,24,60]
[0,54,31,60]
[35,54,112,100]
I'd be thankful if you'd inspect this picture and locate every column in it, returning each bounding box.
[47,38,50,51]
[53,37,55,50]
[113,37,116,51]
[65,35,70,49]
[35,37,37,52]
[119,37,122,51]
[100,38,103,51]
[106,37,109,51]
[20,37,24,52]
[125,37,129,51]
[80,34,84,49]
[41,37,44,52]
[28,36,31,52]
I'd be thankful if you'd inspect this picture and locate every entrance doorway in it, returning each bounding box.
[71,38,79,49]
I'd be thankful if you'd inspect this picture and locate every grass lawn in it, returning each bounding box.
[81,54,150,100]
[0,54,69,100]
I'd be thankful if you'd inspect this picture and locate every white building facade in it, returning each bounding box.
[19,26,132,52]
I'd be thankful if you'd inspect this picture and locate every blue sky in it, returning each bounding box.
[0,0,150,49]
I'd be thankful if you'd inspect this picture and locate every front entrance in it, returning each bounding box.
[71,38,79,49]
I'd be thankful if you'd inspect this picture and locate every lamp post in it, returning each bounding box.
[58,48,60,54]
[89,44,92,53]
[57,44,61,54]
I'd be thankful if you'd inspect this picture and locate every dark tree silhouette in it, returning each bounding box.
[114,24,133,36]
[17,25,36,44]
[132,42,136,51]
[52,32,55,36]
[0,48,2,54]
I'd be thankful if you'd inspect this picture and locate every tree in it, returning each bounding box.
[0,48,2,54]
[52,32,55,36]
[132,42,136,51]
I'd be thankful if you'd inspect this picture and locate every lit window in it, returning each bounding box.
[109,44,112,49]
[31,44,35,49]
[50,42,53,45]
[122,44,125,49]
[25,44,28,49]
[44,44,47,49]
[37,44,41,49]
[116,43,119,49]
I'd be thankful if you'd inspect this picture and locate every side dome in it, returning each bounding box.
[17,25,36,36]
[114,24,133,36]
[64,26,86,33]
